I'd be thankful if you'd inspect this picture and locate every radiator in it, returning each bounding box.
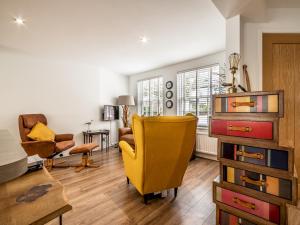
[196,131,218,160]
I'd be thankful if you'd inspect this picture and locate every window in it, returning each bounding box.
[177,64,225,127]
[137,77,163,116]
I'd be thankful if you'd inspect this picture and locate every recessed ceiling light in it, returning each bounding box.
[14,17,25,25]
[140,36,149,44]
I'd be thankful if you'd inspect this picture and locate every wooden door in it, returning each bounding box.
[263,34,300,182]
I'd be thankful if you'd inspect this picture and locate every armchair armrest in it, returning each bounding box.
[55,134,73,142]
[119,128,132,137]
[21,141,56,158]
[119,141,136,159]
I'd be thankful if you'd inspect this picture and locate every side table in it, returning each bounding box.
[82,130,110,151]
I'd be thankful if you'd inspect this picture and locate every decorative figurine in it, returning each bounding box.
[84,120,93,132]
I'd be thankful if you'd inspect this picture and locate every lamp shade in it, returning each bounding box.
[118,95,135,106]
[229,52,240,70]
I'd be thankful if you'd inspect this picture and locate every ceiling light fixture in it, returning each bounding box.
[140,36,149,44]
[14,17,25,25]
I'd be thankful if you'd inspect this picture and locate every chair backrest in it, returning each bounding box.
[18,114,47,142]
[132,114,197,194]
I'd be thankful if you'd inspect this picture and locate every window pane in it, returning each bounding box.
[197,68,210,96]
[211,65,225,94]
[137,77,163,116]
[177,64,224,127]
[183,71,197,115]
[158,77,164,115]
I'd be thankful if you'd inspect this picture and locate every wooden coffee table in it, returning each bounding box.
[0,168,72,225]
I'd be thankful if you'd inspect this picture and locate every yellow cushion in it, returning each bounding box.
[27,122,55,141]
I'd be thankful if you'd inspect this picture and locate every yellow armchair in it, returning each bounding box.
[119,114,197,203]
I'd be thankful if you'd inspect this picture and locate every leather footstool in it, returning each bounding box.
[69,143,99,172]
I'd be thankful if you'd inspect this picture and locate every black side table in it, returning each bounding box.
[82,130,110,151]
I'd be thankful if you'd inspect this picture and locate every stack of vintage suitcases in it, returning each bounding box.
[209,91,298,225]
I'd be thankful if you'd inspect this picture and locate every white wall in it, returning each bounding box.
[226,15,243,85]
[242,8,300,91]
[128,51,226,115]
[0,52,128,155]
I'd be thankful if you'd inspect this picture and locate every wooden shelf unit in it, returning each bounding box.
[210,91,298,225]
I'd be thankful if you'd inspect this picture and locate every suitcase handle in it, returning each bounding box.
[231,101,256,107]
[227,125,252,132]
[240,175,266,187]
[236,150,264,160]
[233,196,256,210]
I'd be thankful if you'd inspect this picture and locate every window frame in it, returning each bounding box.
[177,63,224,128]
[137,76,164,116]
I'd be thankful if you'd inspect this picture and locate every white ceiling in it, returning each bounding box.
[0,0,225,75]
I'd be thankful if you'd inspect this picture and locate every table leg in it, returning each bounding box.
[101,134,103,151]
[59,215,62,225]
[106,134,109,151]
[83,134,86,144]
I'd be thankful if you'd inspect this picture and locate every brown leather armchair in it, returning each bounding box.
[118,127,134,151]
[19,114,75,170]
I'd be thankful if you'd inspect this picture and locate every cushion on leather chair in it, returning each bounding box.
[120,134,134,145]
[55,140,75,152]
[27,122,55,141]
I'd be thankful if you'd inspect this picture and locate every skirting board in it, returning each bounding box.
[195,152,217,161]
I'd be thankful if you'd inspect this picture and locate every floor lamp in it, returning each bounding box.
[118,95,135,127]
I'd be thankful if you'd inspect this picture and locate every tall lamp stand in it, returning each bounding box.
[118,95,135,128]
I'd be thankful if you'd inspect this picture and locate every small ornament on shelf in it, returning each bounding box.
[84,120,93,132]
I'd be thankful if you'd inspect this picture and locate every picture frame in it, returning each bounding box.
[166,90,173,99]
[166,81,173,89]
[166,100,173,108]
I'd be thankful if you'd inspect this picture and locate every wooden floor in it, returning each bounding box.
[47,148,219,225]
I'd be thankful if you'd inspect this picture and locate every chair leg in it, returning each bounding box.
[144,194,148,205]
[174,187,178,198]
[71,152,99,172]
[127,177,129,185]
[143,193,162,204]
[45,159,53,171]
[75,166,85,172]
[44,158,69,171]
